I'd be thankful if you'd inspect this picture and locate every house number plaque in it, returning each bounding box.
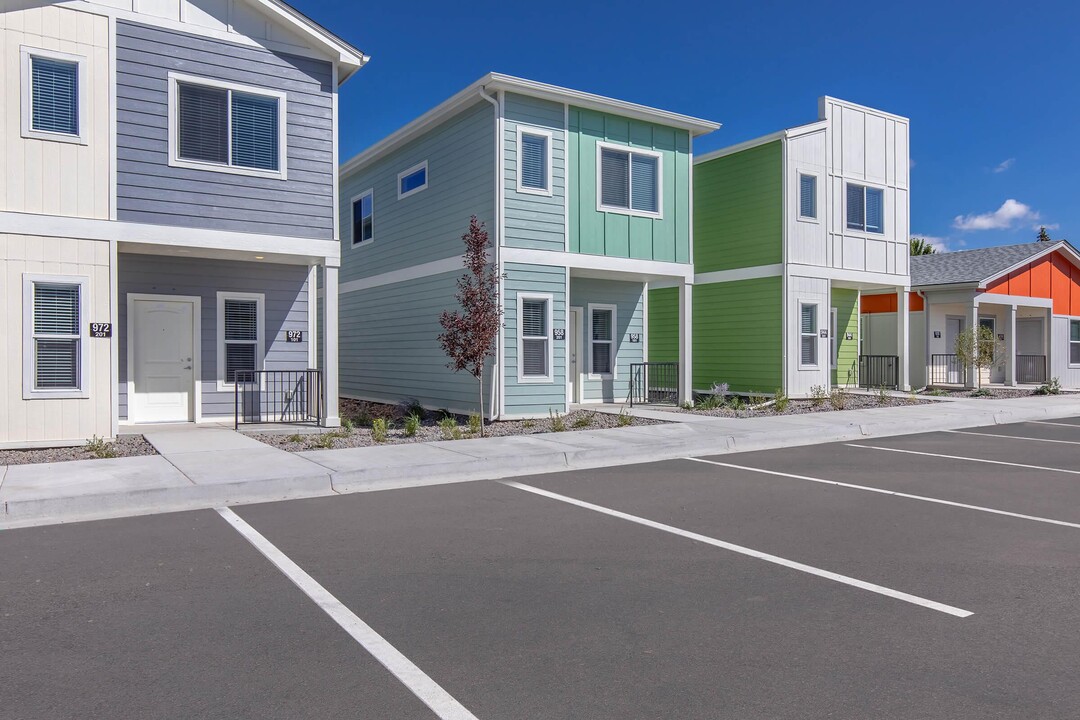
[629,333,641,343]
[89,323,112,338]
[286,330,303,343]
[553,329,566,341]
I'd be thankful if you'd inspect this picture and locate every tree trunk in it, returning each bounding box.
[477,369,485,438]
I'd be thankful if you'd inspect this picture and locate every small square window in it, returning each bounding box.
[846,183,884,234]
[398,161,428,199]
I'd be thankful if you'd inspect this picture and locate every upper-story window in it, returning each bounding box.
[799,173,817,220]
[846,183,884,234]
[168,73,287,179]
[597,143,661,218]
[20,47,87,144]
[517,128,552,195]
[398,161,428,199]
[352,190,374,246]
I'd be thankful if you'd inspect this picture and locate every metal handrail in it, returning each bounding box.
[858,355,899,390]
[235,369,323,428]
[628,362,679,407]
[930,354,966,386]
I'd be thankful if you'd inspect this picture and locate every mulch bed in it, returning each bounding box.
[250,398,661,452]
[669,392,932,418]
[0,435,157,466]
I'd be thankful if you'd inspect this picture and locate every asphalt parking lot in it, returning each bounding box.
[3,418,1080,719]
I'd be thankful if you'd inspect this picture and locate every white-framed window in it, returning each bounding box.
[846,182,884,234]
[1070,319,1080,366]
[168,72,287,179]
[799,302,819,368]
[517,127,552,195]
[830,307,838,369]
[216,292,264,390]
[398,160,428,199]
[351,189,374,246]
[23,274,90,400]
[518,294,553,382]
[20,46,88,145]
[588,304,617,378]
[799,173,818,220]
[596,142,662,218]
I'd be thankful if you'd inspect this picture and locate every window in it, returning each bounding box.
[846,183,884,233]
[169,73,286,177]
[20,48,86,144]
[598,143,661,216]
[830,307,838,369]
[352,190,373,246]
[1071,320,1080,365]
[398,161,428,199]
[23,275,88,399]
[799,173,817,219]
[519,296,552,381]
[518,128,552,194]
[800,303,819,367]
[217,293,264,389]
[589,305,616,377]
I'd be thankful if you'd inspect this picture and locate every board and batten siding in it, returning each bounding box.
[502,93,566,252]
[570,277,644,403]
[339,100,495,282]
[1051,315,1080,390]
[338,269,495,415]
[1,5,111,219]
[114,20,335,239]
[0,235,113,447]
[503,262,566,416]
[117,255,311,419]
[567,107,690,263]
[694,140,782,274]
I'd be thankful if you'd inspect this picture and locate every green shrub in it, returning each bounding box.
[371,418,389,443]
[310,432,337,449]
[971,387,992,398]
[522,419,536,429]
[549,410,566,432]
[929,388,948,397]
[696,393,724,410]
[439,416,458,440]
[877,385,890,406]
[399,397,425,419]
[286,433,304,444]
[617,409,633,427]
[727,396,743,411]
[1035,377,1062,396]
[810,385,828,407]
[86,435,117,459]
[829,388,848,411]
[404,413,421,437]
[340,417,355,433]
[467,412,482,435]
[748,393,768,407]
[571,412,595,429]
[773,388,790,413]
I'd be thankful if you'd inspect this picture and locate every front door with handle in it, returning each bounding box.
[131,298,195,423]
[568,308,581,403]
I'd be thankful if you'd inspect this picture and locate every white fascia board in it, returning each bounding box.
[979,241,1080,287]
[974,293,1053,309]
[501,247,694,282]
[694,121,827,165]
[255,0,368,80]
[0,212,339,265]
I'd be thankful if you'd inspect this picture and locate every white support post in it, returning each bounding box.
[896,287,910,391]
[678,281,693,405]
[969,301,980,388]
[322,263,340,427]
[1005,304,1017,386]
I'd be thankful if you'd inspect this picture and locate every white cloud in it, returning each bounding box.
[1033,222,1060,232]
[953,199,1040,231]
[992,158,1015,173]
[913,234,951,253]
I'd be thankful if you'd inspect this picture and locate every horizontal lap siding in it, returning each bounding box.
[832,288,859,387]
[339,100,495,281]
[118,255,310,419]
[503,263,566,416]
[339,270,494,415]
[571,277,644,402]
[115,20,334,239]
[503,93,566,251]
[694,277,782,393]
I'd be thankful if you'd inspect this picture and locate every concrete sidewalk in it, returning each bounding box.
[3,395,1080,528]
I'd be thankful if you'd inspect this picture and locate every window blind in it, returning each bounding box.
[231,92,279,171]
[33,283,80,390]
[630,154,658,212]
[35,339,78,389]
[591,309,613,375]
[225,344,256,383]
[800,304,817,366]
[225,299,258,341]
[600,149,629,208]
[846,184,864,230]
[520,133,547,190]
[521,299,547,377]
[799,174,816,218]
[178,83,228,164]
[34,285,79,335]
[31,57,78,135]
[865,187,884,233]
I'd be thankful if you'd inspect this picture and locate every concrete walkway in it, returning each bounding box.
[3,395,1080,529]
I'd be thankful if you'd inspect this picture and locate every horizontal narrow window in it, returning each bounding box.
[398,162,428,198]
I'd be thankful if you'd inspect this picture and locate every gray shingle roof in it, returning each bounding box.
[911,242,1056,287]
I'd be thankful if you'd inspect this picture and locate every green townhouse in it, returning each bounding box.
[650,97,913,398]
[337,74,719,418]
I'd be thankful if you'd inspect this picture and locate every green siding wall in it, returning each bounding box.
[694,141,783,273]
[648,286,679,363]
[567,107,691,263]
[693,277,783,393]
[832,288,860,387]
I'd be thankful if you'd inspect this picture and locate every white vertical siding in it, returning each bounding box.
[787,274,830,397]
[786,127,828,267]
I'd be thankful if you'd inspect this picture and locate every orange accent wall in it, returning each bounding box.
[861,292,924,313]
[985,250,1080,314]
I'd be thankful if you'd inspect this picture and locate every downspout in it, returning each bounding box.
[478,87,502,420]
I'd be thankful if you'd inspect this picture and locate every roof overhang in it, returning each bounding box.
[694,120,826,165]
[980,240,1080,287]
[258,0,368,83]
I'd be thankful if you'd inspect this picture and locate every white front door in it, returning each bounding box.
[131,298,195,423]
[568,307,582,403]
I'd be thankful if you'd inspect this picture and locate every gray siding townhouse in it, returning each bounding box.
[338,74,718,418]
[0,0,366,447]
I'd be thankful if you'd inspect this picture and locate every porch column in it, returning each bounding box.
[1005,304,1017,386]
[968,301,980,388]
[322,263,341,427]
[678,280,693,405]
[896,287,910,390]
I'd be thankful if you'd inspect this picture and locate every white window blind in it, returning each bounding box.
[33,283,81,389]
[600,146,660,214]
[799,174,817,219]
[591,308,613,375]
[846,183,884,234]
[600,148,629,208]
[520,133,548,191]
[630,154,658,212]
[224,298,258,383]
[231,92,279,171]
[800,303,818,367]
[177,81,280,171]
[521,298,549,378]
[865,187,883,233]
[31,56,79,135]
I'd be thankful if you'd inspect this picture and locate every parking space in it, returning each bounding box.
[3,418,1080,718]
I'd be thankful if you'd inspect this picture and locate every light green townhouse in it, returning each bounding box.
[649,97,913,398]
[337,74,719,418]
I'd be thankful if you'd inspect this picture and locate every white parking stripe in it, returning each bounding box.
[946,429,1080,445]
[216,507,478,720]
[502,481,972,618]
[1030,420,1080,429]
[847,444,1080,475]
[683,457,1080,530]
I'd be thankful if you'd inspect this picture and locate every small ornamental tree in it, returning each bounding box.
[1037,226,1053,243]
[910,237,937,256]
[438,216,503,436]
[954,325,1005,389]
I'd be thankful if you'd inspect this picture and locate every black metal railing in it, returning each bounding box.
[628,362,679,407]
[930,354,966,386]
[235,369,323,428]
[858,355,899,390]
[1017,355,1047,385]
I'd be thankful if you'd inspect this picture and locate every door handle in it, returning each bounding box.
[183,366,192,370]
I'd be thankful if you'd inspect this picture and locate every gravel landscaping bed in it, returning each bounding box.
[668,391,932,418]
[0,435,157,466]
[920,387,1042,399]
[251,399,661,452]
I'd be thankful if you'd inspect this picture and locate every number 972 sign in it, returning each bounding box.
[89,323,112,338]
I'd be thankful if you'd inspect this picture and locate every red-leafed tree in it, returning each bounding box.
[438,216,503,436]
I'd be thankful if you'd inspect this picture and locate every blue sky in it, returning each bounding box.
[295,0,1079,253]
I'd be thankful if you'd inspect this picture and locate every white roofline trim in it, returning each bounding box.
[818,95,909,123]
[694,120,826,165]
[980,241,1080,286]
[259,0,368,81]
